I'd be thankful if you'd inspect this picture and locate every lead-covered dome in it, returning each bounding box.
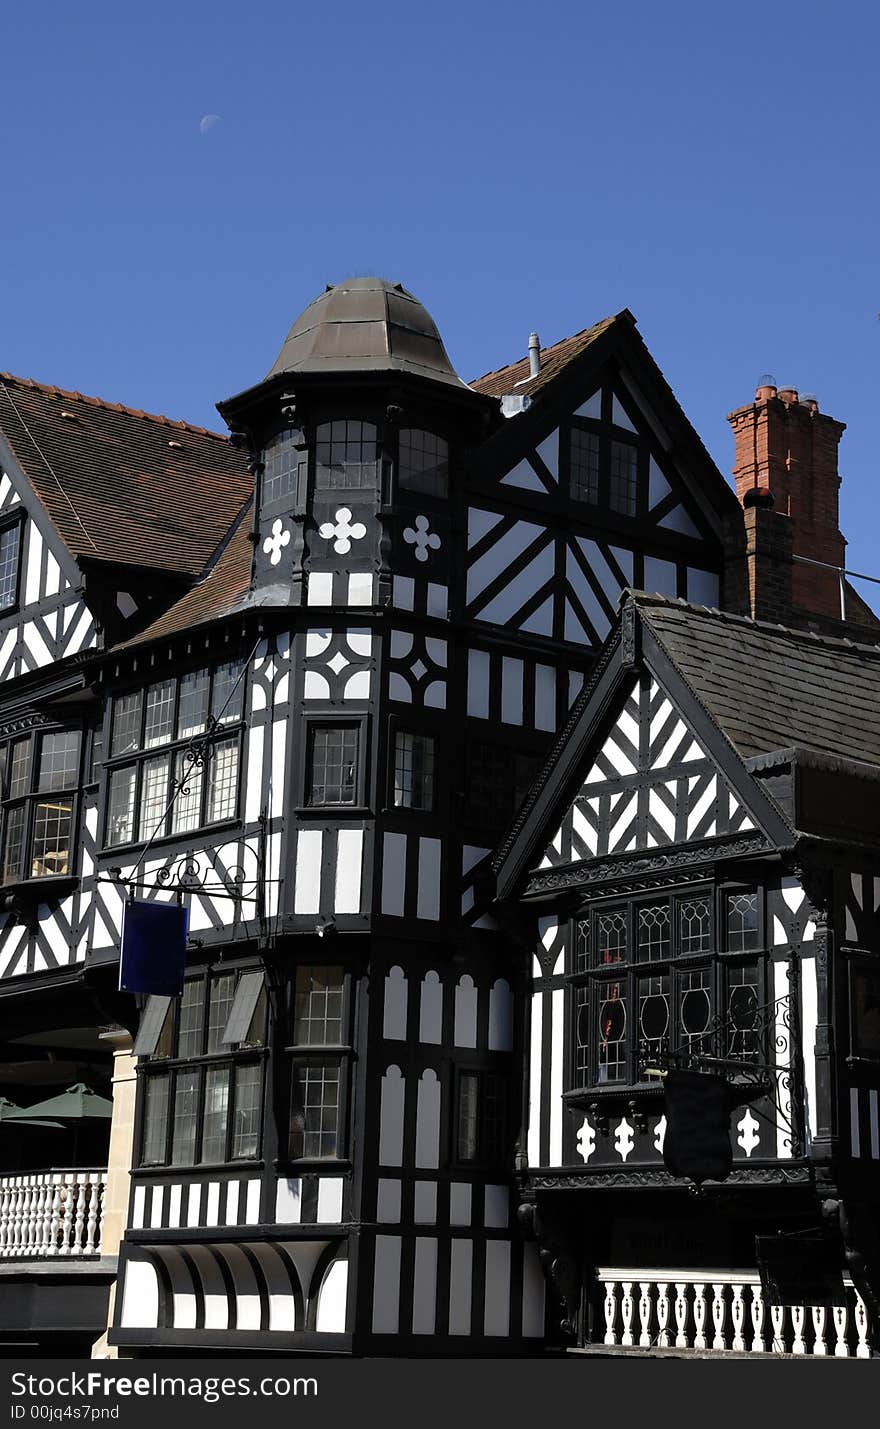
[266,277,468,389]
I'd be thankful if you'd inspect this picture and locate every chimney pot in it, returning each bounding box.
[528,332,541,379]
[778,385,798,403]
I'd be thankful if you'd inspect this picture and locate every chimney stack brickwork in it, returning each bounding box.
[728,386,848,624]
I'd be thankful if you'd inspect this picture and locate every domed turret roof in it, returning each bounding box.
[266,277,468,389]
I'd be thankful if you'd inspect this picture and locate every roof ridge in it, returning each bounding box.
[0,370,229,441]
[631,589,880,659]
[469,314,619,387]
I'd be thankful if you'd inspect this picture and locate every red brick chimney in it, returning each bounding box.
[728,381,847,623]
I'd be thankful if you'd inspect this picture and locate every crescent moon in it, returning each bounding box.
[199,114,221,136]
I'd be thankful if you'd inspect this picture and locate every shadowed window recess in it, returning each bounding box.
[0,520,22,610]
[136,968,267,1168]
[0,728,81,884]
[392,730,436,811]
[286,965,350,1161]
[104,659,245,848]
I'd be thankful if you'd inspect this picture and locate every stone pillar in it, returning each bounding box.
[91,1027,136,1360]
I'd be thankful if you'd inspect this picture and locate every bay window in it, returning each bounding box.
[0,728,81,884]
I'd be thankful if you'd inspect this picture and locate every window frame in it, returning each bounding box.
[283,964,353,1167]
[450,1064,512,1172]
[297,713,369,813]
[463,734,546,832]
[0,724,83,888]
[567,882,768,1094]
[137,967,268,1170]
[389,725,437,814]
[563,406,646,518]
[101,660,246,852]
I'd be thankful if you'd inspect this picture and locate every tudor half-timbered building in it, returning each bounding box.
[0,277,876,1358]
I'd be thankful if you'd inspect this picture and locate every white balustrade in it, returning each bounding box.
[595,1268,870,1358]
[0,1170,106,1259]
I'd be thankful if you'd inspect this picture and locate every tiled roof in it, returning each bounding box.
[470,315,621,398]
[640,593,880,767]
[118,504,254,648]
[0,373,252,577]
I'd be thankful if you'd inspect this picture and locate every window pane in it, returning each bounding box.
[293,966,344,1045]
[243,983,267,1048]
[679,897,712,955]
[575,919,590,973]
[456,1071,479,1162]
[393,731,435,810]
[0,524,21,608]
[31,796,73,876]
[574,986,590,1082]
[206,973,236,1054]
[172,750,203,834]
[315,419,378,489]
[111,692,142,758]
[153,1000,174,1060]
[307,726,358,805]
[597,981,627,1082]
[177,668,209,740]
[727,891,759,952]
[107,766,137,846]
[141,1074,170,1165]
[232,1063,262,1158]
[727,963,761,1060]
[177,980,205,1059]
[596,909,627,966]
[206,737,239,822]
[8,739,30,799]
[638,973,670,1066]
[90,726,104,783]
[37,732,80,792]
[481,1074,507,1167]
[609,441,638,516]
[262,428,300,506]
[144,680,175,749]
[201,1067,231,1164]
[398,429,449,497]
[212,662,244,725]
[2,803,25,883]
[171,1070,199,1166]
[139,755,170,841]
[680,969,713,1056]
[289,1060,340,1158]
[570,428,600,503]
[637,904,670,962]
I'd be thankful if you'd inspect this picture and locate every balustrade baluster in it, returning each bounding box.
[731,1285,746,1352]
[750,1285,766,1353]
[674,1283,689,1348]
[791,1305,806,1355]
[854,1295,870,1358]
[811,1306,827,1356]
[770,1303,786,1353]
[711,1283,727,1350]
[603,1281,618,1346]
[832,1304,850,1357]
[655,1283,670,1348]
[692,1284,707,1350]
[620,1282,634,1347]
[47,1179,62,1257]
[638,1282,653,1347]
[0,1180,9,1254]
[33,1181,49,1256]
[60,1179,74,1254]
[85,1177,100,1255]
[72,1177,86,1254]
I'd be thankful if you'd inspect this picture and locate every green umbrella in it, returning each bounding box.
[3,1083,113,1122]
[0,1095,64,1129]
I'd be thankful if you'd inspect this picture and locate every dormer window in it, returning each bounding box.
[315,420,378,490]
[398,429,448,498]
[0,520,23,611]
[565,402,643,518]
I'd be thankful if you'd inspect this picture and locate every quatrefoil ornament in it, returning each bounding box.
[318,507,367,555]
[403,514,441,562]
[262,517,291,567]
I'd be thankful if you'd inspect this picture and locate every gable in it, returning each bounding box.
[0,454,97,680]
[537,672,755,869]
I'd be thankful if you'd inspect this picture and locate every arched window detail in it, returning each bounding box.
[315,420,378,490]
[398,430,448,498]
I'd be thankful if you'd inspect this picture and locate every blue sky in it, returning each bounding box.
[2,2,878,589]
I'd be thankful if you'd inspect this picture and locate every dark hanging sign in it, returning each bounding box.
[755,1234,846,1308]
[119,899,188,997]
[662,1069,734,1185]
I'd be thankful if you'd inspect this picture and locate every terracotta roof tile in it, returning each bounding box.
[0,373,252,577]
[470,315,621,398]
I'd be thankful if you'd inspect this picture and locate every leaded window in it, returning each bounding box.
[287,965,350,1162]
[105,661,244,848]
[262,428,301,506]
[609,440,638,516]
[454,1069,509,1168]
[569,428,600,503]
[138,967,267,1168]
[465,740,543,830]
[0,729,81,884]
[392,730,435,811]
[398,429,449,498]
[315,420,378,490]
[306,725,359,806]
[569,886,766,1088]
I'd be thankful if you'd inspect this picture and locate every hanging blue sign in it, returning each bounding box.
[119,899,188,996]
